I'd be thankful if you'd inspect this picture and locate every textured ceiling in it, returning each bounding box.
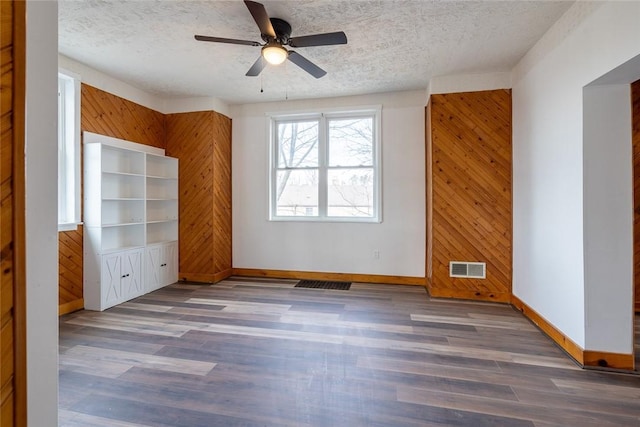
[58,0,573,105]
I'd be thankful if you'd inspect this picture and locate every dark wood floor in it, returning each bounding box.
[59,277,640,426]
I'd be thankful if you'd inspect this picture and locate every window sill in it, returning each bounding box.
[269,216,381,224]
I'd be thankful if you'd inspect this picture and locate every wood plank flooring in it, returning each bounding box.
[59,277,640,426]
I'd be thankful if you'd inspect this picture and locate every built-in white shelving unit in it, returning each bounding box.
[83,132,179,311]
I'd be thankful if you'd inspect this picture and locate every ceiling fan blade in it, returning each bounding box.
[287,51,326,79]
[289,31,347,48]
[246,56,266,77]
[244,0,276,38]
[195,35,260,46]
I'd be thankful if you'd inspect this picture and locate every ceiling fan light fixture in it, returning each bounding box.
[262,43,287,65]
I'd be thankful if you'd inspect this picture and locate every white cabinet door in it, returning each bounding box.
[146,245,163,292]
[146,242,178,292]
[122,248,144,300]
[100,248,144,310]
[100,253,122,309]
[163,241,178,286]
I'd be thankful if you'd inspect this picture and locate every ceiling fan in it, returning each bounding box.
[194,0,347,78]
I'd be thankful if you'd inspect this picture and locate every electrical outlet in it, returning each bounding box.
[373,250,380,259]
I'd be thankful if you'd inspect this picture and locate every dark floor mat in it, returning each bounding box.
[294,280,351,290]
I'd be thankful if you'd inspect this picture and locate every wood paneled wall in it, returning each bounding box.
[1,0,26,423]
[165,111,232,283]
[81,84,165,149]
[426,90,512,303]
[59,84,233,313]
[633,79,640,312]
[58,84,166,314]
[212,112,232,276]
[58,227,84,314]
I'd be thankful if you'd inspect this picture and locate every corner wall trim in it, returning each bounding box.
[510,295,634,370]
[231,268,426,286]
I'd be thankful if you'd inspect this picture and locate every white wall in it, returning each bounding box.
[25,1,59,423]
[429,71,511,95]
[231,90,426,278]
[512,1,640,352]
[583,84,633,353]
[59,54,231,117]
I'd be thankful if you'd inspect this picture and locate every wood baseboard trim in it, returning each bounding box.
[511,294,584,364]
[427,286,511,303]
[213,268,233,283]
[179,269,233,284]
[583,350,635,370]
[179,272,216,283]
[231,268,426,286]
[59,299,84,316]
[511,295,634,370]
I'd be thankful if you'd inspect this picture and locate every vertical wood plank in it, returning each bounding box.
[212,112,232,276]
[1,0,27,424]
[425,103,433,289]
[426,90,512,303]
[166,112,215,280]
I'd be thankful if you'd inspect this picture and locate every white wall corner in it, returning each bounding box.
[512,1,604,85]
[58,54,230,117]
[59,54,166,113]
[429,71,512,95]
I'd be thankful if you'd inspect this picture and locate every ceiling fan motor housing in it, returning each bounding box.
[263,18,292,45]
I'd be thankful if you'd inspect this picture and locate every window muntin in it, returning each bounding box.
[58,71,81,231]
[270,109,380,222]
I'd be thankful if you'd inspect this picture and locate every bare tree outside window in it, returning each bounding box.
[276,120,319,216]
[328,117,374,217]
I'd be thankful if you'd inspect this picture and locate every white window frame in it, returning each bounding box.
[268,106,382,223]
[58,70,81,231]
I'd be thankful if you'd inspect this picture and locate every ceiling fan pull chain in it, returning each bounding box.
[260,61,264,93]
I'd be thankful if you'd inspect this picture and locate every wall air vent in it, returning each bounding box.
[449,261,486,279]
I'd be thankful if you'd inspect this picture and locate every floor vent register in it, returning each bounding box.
[295,280,351,290]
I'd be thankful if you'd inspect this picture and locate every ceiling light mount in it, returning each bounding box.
[262,42,288,65]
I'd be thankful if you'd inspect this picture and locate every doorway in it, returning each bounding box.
[583,54,640,370]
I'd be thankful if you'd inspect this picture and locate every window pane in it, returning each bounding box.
[276,169,318,216]
[328,117,373,167]
[277,121,318,168]
[328,168,374,217]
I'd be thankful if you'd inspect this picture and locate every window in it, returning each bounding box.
[58,71,81,231]
[270,108,381,222]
